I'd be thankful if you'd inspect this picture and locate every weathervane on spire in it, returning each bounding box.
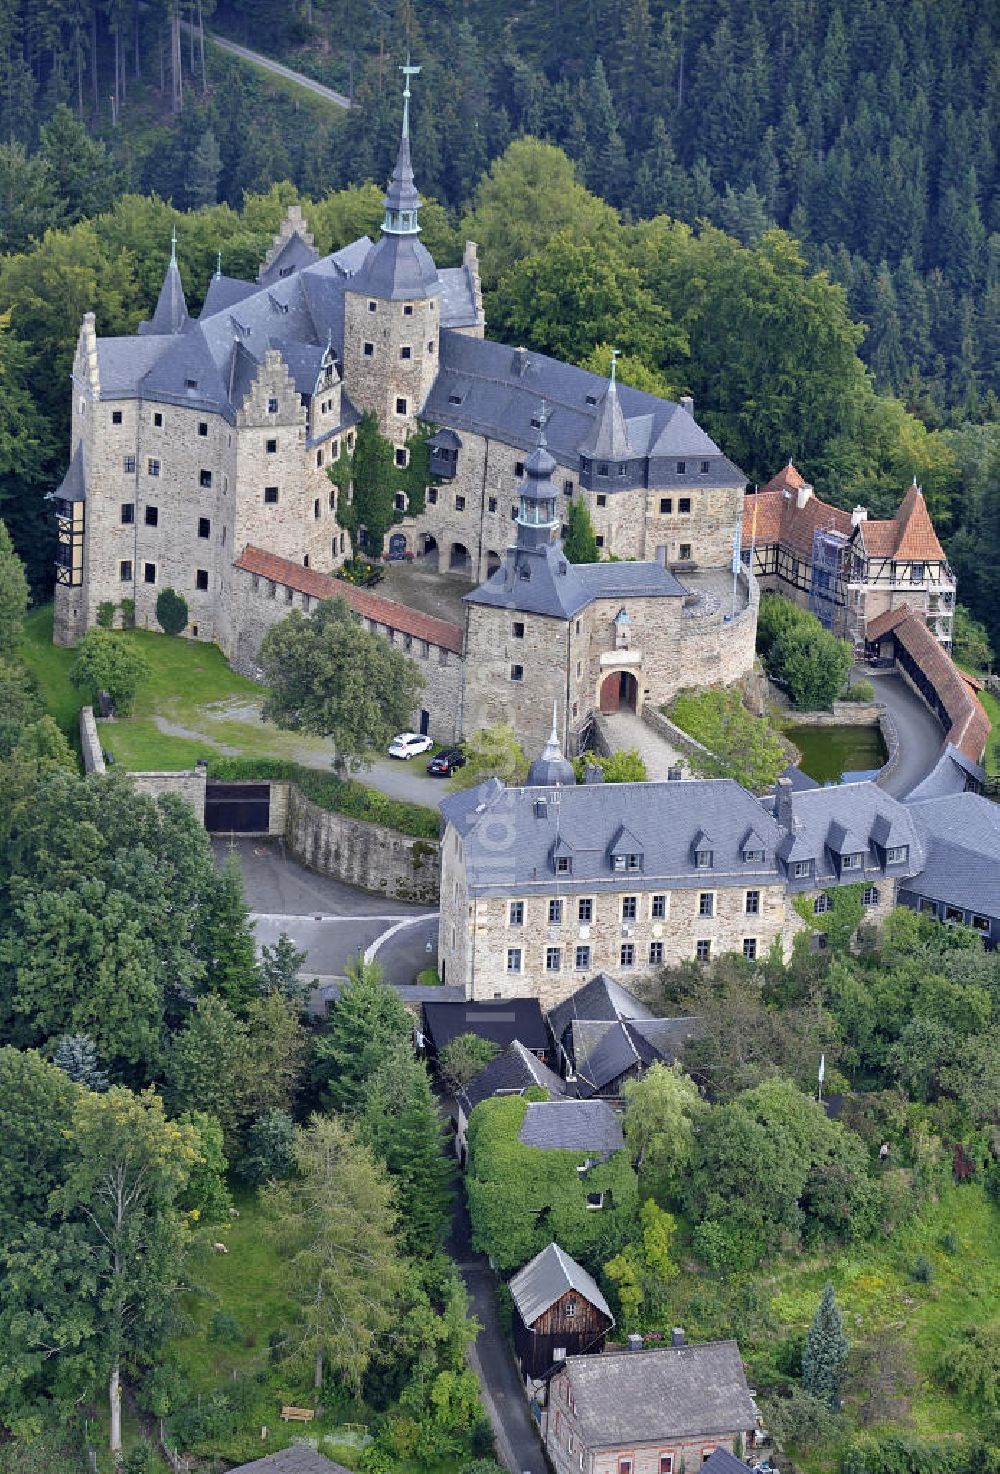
[400,52,421,141]
[610,347,619,388]
[538,398,549,438]
[170,226,177,264]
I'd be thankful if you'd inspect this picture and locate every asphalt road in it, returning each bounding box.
[863,670,946,797]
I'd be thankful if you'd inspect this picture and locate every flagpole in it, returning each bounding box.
[818,1052,825,1103]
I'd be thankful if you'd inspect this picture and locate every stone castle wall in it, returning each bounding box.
[285,784,439,903]
[129,767,208,823]
[342,286,439,445]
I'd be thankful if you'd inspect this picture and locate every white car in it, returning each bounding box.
[388,732,433,760]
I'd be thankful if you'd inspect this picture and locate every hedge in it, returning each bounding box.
[206,756,439,839]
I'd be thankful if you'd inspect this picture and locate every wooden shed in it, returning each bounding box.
[509,1241,614,1383]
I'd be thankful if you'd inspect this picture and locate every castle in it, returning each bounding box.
[53,66,756,756]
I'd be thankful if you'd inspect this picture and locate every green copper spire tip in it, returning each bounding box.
[399,52,421,141]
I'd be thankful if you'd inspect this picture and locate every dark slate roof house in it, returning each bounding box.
[421,998,548,1057]
[518,1099,624,1154]
[458,1040,568,1118]
[546,974,697,1098]
[226,1448,353,1474]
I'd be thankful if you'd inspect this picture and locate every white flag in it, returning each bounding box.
[818,1053,826,1085]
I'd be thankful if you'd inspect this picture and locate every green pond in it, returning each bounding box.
[785,723,887,786]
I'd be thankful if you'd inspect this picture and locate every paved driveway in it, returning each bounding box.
[863,670,945,797]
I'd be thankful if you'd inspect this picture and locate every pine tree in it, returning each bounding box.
[361,1046,454,1256]
[802,1281,849,1410]
[52,1034,109,1092]
[185,127,222,208]
[313,957,413,1115]
[564,498,600,563]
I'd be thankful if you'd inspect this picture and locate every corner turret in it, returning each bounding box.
[139,230,188,336]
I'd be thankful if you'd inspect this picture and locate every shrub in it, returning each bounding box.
[939,1230,958,1254]
[155,587,189,635]
[438,1033,501,1094]
[757,595,853,709]
[69,628,150,715]
[96,600,116,629]
[572,748,648,783]
[909,1253,934,1283]
[120,597,135,628]
[841,678,875,702]
[208,1309,243,1343]
[667,686,787,791]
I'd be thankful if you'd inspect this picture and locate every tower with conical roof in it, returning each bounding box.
[341,56,441,444]
[527,704,576,786]
[138,230,188,336]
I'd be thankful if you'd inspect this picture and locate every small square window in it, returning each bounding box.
[509,901,524,926]
[285,585,294,603]
[403,303,414,316]
[652,894,666,919]
[144,505,158,527]
[595,535,605,547]
[545,947,561,972]
[198,516,211,538]
[579,898,593,923]
[696,939,711,962]
[455,494,466,511]
[548,899,563,924]
[264,487,279,504]
[394,492,406,511]
[510,664,524,682]
[200,469,212,488]
[119,560,132,581]
[596,494,607,507]
[395,397,407,416]
[267,396,278,414]
[695,848,713,868]
[195,568,208,591]
[700,460,710,475]
[659,497,673,514]
[575,944,591,970]
[679,542,692,560]
[556,855,572,875]
[793,860,812,879]
[198,421,208,437]
[564,480,574,495]
[147,458,160,477]
[743,937,757,960]
[153,411,163,427]
[511,620,525,639]
[620,943,635,967]
[507,947,522,973]
[598,463,609,477]
[121,503,134,525]
[363,342,374,357]
[111,410,122,425]
[368,300,377,312]
[143,562,156,584]
[400,345,412,360]
[649,941,664,965]
[746,889,760,915]
[679,497,691,514]
[660,1457,674,1474]
[514,461,525,477]
[488,496,498,513]
[123,455,136,473]
[814,893,831,915]
[266,438,277,454]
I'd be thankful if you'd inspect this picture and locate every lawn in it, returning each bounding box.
[978,687,1000,777]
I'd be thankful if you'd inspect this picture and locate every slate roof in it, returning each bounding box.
[905,793,1000,918]
[140,254,188,336]
[233,546,465,653]
[518,1099,624,1153]
[440,779,785,897]
[904,743,985,803]
[457,1040,568,1118]
[226,1449,352,1474]
[557,1342,757,1447]
[349,232,441,301]
[702,1447,757,1474]
[55,443,86,503]
[464,543,689,622]
[509,1241,613,1326]
[549,974,652,1053]
[570,1017,699,1098]
[774,781,924,882]
[421,998,548,1054]
[424,331,746,483]
[865,604,989,762]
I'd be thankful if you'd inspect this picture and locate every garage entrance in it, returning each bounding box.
[599,670,639,714]
[204,781,271,833]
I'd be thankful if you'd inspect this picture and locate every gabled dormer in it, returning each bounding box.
[608,824,643,874]
[824,819,868,878]
[739,826,768,865]
[551,836,574,876]
[691,829,714,869]
[869,812,911,869]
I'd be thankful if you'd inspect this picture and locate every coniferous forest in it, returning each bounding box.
[2,0,1000,652]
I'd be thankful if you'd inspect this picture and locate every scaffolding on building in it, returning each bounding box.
[808,527,847,631]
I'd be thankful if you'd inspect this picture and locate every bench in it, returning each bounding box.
[280,1406,315,1423]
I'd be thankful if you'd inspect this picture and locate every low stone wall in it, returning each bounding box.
[285,784,439,903]
[130,769,208,824]
[785,700,883,725]
[641,703,719,765]
[79,706,106,774]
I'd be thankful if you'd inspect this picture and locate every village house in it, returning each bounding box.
[509,1241,614,1383]
[543,1336,760,1474]
[455,1039,567,1162]
[547,974,698,1099]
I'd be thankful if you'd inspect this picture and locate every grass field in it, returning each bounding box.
[978,687,1000,776]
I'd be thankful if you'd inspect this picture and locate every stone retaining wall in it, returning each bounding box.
[785,700,883,725]
[641,703,719,765]
[79,706,106,774]
[130,768,208,823]
[285,784,439,903]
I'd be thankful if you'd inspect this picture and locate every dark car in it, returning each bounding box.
[427,746,466,776]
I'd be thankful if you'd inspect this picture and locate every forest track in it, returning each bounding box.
[182,24,352,109]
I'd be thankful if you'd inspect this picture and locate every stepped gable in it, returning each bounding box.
[234,545,465,654]
[866,603,989,762]
[257,203,319,287]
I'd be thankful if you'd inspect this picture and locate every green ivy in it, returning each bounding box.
[328,415,438,551]
[794,883,866,953]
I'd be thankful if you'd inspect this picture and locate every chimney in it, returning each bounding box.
[583,763,605,785]
[679,394,694,417]
[852,505,868,527]
[627,1334,643,1353]
[671,1328,686,1348]
[796,483,813,510]
[775,776,794,830]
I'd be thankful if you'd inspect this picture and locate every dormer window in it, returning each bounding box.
[792,859,812,878]
[695,849,713,868]
[597,463,609,477]
[612,853,641,872]
[742,848,765,864]
[676,460,686,474]
[886,845,909,864]
[841,852,863,871]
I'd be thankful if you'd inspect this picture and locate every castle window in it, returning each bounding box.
[620,943,635,967]
[264,487,279,504]
[863,885,880,906]
[198,421,208,437]
[363,342,374,357]
[660,497,673,514]
[368,300,377,312]
[314,498,321,519]
[564,480,573,495]
[595,535,605,548]
[123,455,136,473]
[507,947,522,973]
[556,856,572,875]
[195,569,208,591]
[143,562,156,583]
[597,463,609,477]
[743,938,757,960]
[252,575,259,591]
[400,345,412,360]
[200,469,212,488]
[121,504,134,525]
[112,410,122,425]
[145,505,158,527]
[649,941,664,965]
[394,493,406,511]
[285,585,294,603]
[886,845,909,864]
[699,892,714,917]
[455,494,466,511]
[679,497,691,514]
[488,496,498,513]
[565,1297,577,1318]
[147,458,160,477]
[618,463,627,476]
[546,947,562,973]
[509,901,524,926]
[267,397,278,413]
[596,494,607,507]
[198,517,210,538]
[510,664,524,682]
[813,894,831,915]
[221,526,227,546]
[317,450,324,467]
[578,898,593,923]
[743,847,765,863]
[395,449,407,468]
[676,460,686,474]
[696,939,711,962]
[700,460,710,474]
[266,438,277,454]
[395,397,407,416]
[514,462,524,477]
[575,945,591,969]
[695,848,713,868]
[512,621,524,638]
[622,896,637,920]
[347,433,354,449]
[268,581,276,598]
[746,889,760,914]
[841,852,862,870]
[511,506,518,520]
[428,340,434,353]
[793,860,812,878]
[153,412,163,427]
[428,488,438,504]
[448,393,463,404]
[679,543,691,560]
[119,560,132,581]
[403,304,413,316]
[652,894,666,919]
[549,899,563,924]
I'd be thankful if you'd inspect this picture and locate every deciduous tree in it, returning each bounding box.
[69,629,150,715]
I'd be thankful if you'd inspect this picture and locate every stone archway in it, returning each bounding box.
[486,550,502,575]
[420,533,440,570]
[599,670,639,713]
[449,541,471,573]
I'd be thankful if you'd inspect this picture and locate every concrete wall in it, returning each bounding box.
[130,768,207,823]
[79,706,106,774]
[285,784,439,903]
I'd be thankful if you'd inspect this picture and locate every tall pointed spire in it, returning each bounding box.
[382,55,422,236]
[215,248,222,280]
[146,235,188,335]
[170,225,177,264]
[580,351,634,460]
[526,702,575,787]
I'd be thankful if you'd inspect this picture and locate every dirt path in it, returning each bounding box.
[183,24,351,109]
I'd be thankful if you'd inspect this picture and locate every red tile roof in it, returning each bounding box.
[866,603,989,763]
[864,480,947,562]
[234,545,466,654]
[759,461,808,496]
[742,485,852,560]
